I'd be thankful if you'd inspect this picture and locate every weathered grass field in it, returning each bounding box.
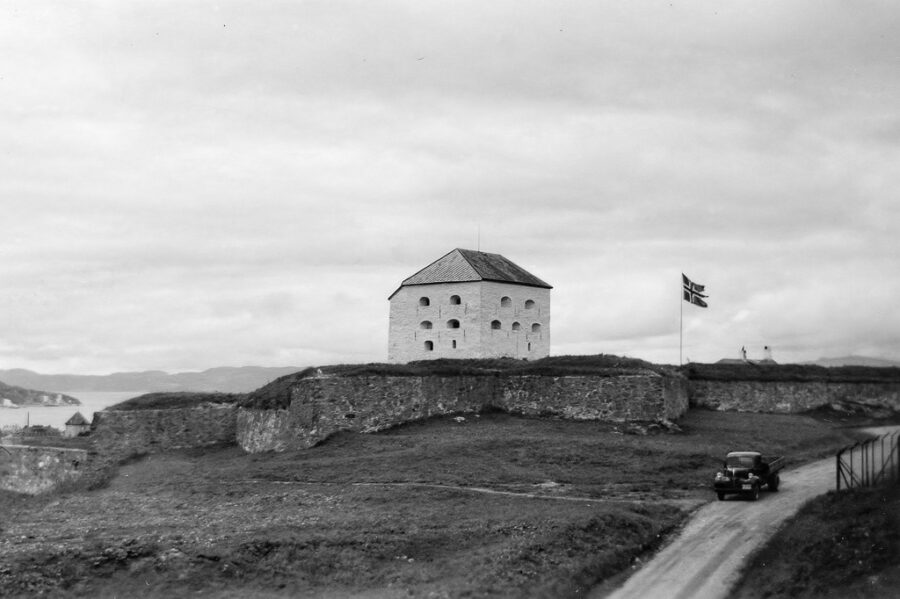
[734,484,900,599]
[0,410,875,598]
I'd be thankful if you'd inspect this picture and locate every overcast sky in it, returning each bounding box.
[1,1,898,374]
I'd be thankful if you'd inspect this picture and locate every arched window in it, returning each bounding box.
[449,295,461,305]
[491,320,501,330]
[420,321,432,330]
[419,297,430,307]
[500,296,512,308]
[531,323,542,333]
[524,299,535,309]
[447,319,460,329]
[424,341,434,351]
[511,322,521,331]
[452,340,457,349]
[528,342,532,351]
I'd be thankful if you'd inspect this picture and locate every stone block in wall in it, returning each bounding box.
[236,408,297,453]
[662,375,690,420]
[0,445,88,495]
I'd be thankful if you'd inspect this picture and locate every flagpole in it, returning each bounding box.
[679,280,683,366]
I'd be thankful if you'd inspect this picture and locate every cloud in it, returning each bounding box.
[0,1,898,373]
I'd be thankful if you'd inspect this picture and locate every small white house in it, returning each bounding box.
[388,249,552,362]
[64,412,90,437]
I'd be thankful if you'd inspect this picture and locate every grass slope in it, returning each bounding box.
[685,362,900,383]
[0,409,871,598]
[733,485,900,599]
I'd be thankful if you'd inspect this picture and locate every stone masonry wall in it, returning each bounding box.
[388,282,550,362]
[0,445,88,494]
[238,372,689,453]
[690,380,900,413]
[478,282,550,360]
[91,404,238,458]
[389,282,483,363]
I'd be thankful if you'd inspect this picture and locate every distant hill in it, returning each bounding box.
[0,366,305,394]
[804,356,900,368]
[0,380,80,407]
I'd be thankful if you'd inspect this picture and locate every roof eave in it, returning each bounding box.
[388,279,483,300]
[388,278,552,300]
[478,278,553,290]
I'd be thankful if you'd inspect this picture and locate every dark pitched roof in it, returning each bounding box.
[390,249,551,298]
[65,411,89,426]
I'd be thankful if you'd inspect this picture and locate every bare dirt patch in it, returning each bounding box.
[0,410,872,598]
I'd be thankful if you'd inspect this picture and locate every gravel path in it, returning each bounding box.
[594,426,899,599]
[230,479,702,507]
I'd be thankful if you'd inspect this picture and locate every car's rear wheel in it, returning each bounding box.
[769,475,780,492]
[717,492,725,501]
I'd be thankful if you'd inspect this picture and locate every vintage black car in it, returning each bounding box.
[713,451,784,500]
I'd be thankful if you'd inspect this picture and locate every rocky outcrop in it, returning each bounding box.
[0,380,79,407]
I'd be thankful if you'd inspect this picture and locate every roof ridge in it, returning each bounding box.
[454,248,484,280]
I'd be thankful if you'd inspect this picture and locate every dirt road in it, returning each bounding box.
[594,426,899,599]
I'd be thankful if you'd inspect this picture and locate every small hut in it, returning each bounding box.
[64,412,91,437]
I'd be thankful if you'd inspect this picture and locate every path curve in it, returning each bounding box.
[593,426,899,599]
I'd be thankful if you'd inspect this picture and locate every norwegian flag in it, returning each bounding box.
[682,274,708,308]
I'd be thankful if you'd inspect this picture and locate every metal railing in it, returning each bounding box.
[836,431,900,491]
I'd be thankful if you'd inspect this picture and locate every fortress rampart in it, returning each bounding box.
[90,404,238,458]
[689,380,900,413]
[237,372,689,452]
[6,369,900,490]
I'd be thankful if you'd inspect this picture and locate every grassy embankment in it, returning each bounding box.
[734,484,900,599]
[684,361,900,383]
[107,391,244,411]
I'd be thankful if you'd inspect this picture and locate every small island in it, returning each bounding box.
[0,380,80,408]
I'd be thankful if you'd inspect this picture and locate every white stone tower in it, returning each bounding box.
[388,249,552,362]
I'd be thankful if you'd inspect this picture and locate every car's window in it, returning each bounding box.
[726,455,757,468]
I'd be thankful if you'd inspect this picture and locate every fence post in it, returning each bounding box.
[863,440,869,488]
[894,433,900,485]
[870,439,875,487]
[836,449,842,491]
